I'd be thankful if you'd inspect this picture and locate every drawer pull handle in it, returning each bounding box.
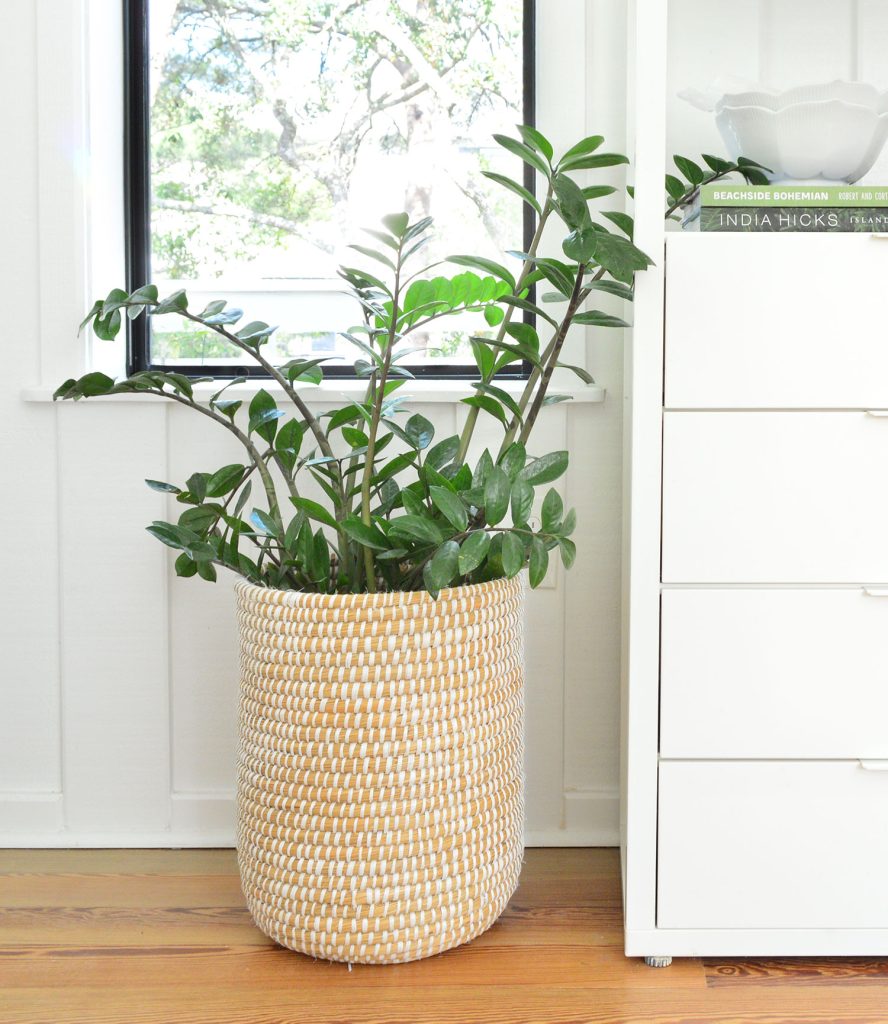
[859,760,888,771]
[865,410,888,418]
[863,588,888,597]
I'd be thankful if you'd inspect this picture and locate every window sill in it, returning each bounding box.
[22,379,607,405]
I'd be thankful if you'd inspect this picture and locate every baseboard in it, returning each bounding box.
[0,789,620,848]
[0,792,63,833]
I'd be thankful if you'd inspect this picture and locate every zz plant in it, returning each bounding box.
[56,126,653,596]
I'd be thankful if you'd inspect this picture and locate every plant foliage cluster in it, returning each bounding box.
[57,127,654,595]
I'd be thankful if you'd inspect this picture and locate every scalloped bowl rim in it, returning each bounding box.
[716,80,888,115]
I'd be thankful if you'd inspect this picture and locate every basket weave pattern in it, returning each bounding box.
[234,575,526,964]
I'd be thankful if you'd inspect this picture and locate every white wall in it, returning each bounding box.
[0,0,631,846]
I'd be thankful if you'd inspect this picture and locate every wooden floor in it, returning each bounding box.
[2,849,888,1024]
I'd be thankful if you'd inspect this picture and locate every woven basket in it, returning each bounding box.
[234,574,526,964]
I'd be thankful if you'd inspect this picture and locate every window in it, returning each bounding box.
[125,0,535,378]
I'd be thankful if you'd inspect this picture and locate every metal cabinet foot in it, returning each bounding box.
[644,955,673,968]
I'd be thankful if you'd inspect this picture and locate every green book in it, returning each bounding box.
[699,207,888,232]
[700,184,888,207]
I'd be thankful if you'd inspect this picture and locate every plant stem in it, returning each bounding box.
[517,268,588,447]
[146,387,285,534]
[358,243,403,593]
[455,180,555,466]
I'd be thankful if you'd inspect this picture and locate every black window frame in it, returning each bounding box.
[124,0,536,380]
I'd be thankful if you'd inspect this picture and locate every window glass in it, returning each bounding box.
[138,0,530,372]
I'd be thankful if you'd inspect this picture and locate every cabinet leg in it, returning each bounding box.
[644,955,673,968]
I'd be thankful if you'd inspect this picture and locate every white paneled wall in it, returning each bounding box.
[667,0,888,182]
[2,0,631,847]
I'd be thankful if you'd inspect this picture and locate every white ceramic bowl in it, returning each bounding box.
[687,81,888,184]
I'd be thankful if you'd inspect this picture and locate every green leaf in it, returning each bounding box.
[282,357,329,385]
[347,243,396,271]
[153,289,188,314]
[175,552,198,578]
[146,521,196,551]
[674,155,705,185]
[570,233,653,284]
[559,152,629,173]
[341,516,389,550]
[213,399,242,423]
[665,174,687,201]
[405,412,435,450]
[430,486,468,532]
[572,310,629,328]
[186,472,208,503]
[584,279,634,301]
[275,419,304,473]
[529,537,549,588]
[233,481,252,518]
[557,362,596,385]
[553,174,592,231]
[504,321,540,353]
[462,394,507,427]
[389,515,444,546]
[499,442,527,481]
[484,466,510,526]
[425,435,460,473]
[517,123,554,161]
[560,134,604,163]
[381,212,409,237]
[559,537,577,569]
[582,185,618,200]
[205,464,245,498]
[72,371,117,398]
[561,507,577,537]
[473,449,494,488]
[447,255,515,291]
[501,531,525,578]
[203,308,243,326]
[483,304,505,327]
[458,531,491,575]
[541,488,564,531]
[237,321,277,345]
[311,529,331,587]
[702,153,734,174]
[510,479,534,526]
[602,211,634,238]
[493,133,551,177]
[250,509,280,537]
[145,479,181,494]
[196,560,217,582]
[741,168,770,186]
[520,451,569,486]
[481,170,541,215]
[289,496,339,531]
[424,540,460,593]
[248,389,283,443]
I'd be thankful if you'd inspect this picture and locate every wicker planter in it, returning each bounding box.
[234,574,526,964]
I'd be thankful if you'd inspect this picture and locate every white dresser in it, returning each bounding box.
[621,0,888,964]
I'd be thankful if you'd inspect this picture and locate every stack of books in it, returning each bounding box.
[686,184,888,232]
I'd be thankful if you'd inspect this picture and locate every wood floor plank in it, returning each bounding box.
[0,848,237,875]
[0,873,246,907]
[704,957,888,986]
[0,940,705,990]
[5,984,888,1024]
[1,848,886,1024]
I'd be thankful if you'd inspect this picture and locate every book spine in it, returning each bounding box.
[699,207,888,232]
[700,185,888,207]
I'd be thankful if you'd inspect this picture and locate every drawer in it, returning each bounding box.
[662,411,888,583]
[661,589,888,758]
[665,233,888,409]
[658,760,888,929]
